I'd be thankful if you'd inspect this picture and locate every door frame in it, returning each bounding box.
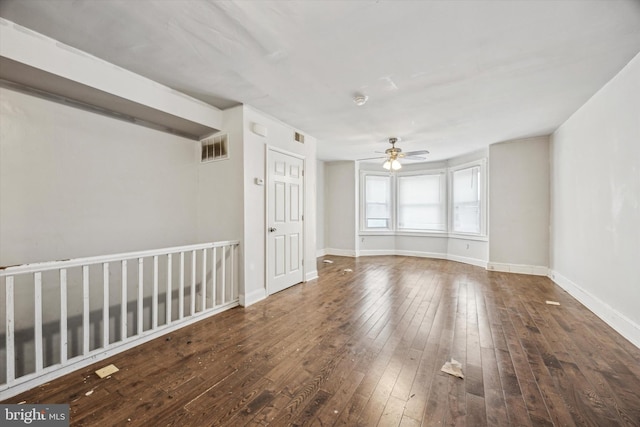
[265,146,306,296]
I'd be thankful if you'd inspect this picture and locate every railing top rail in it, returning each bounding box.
[0,240,240,277]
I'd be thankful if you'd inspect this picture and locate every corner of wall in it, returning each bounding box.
[305,270,319,282]
[239,288,267,307]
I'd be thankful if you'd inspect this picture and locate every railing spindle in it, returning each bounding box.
[82,266,90,355]
[34,272,43,372]
[221,246,226,304]
[179,252,185,320]
[166,254,172,325]
[6,276,15,383]
[121,260,127,340]
[103,263,109,348]
[201,249,207,312]
[153,256,158,329]
[191,250,196,316]
[60,269,68,364]
[137,258,143,335]
[230,245,235,300]
[212,247,217,308]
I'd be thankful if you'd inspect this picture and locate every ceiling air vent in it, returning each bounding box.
[201,134,229,162]
[294,132,305,144]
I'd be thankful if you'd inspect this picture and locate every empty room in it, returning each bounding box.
[1,1,639,426]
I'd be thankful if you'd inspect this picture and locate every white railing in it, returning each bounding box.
[0,240,240,399]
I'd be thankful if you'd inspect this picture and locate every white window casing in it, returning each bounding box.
[449,159,487,237]
[361,172,393,232]
[396,170,446,232]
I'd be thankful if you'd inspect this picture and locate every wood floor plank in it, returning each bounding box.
[309,369,364,427]
[3,256,639,427]
[480,346,510,426]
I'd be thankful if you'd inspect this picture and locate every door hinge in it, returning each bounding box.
[302,214,304,221]
[302,259,304,266]
[302,169,304,177]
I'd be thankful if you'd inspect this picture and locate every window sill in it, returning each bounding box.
[447,233,488,242]
[358,231,488,242]
[359,230,395,236]
[395,231,448,237]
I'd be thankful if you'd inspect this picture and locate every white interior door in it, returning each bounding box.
[267,149,304,294]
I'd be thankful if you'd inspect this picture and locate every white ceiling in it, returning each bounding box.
[1,0,639,162]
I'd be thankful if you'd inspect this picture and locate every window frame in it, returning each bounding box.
[395,169,447,233]
[360,171,394,233]
[448,159,487,237]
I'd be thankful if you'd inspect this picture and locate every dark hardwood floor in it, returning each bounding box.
[4,256,640,426]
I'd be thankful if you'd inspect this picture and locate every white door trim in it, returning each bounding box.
[268,145,306,160]
[265,146,306,296]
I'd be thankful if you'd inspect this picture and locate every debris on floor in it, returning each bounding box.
[85,389,94,396]
[441,358,464,379]
[323,259,334,264]
[95,364,119,378]
[343,268,353,273]
[545,300,561,306]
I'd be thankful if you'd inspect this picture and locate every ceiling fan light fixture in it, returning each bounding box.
[353,94,368,106]
[382,158,402,170]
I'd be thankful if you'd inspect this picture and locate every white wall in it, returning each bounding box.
[324,161,357,256]
[0,87,200,266]
[446,238,488,268]
[488,137,550,275]
[197,106,244,243]
[316,160,325,255]
[241,106,318,305]
[551,53,640,347]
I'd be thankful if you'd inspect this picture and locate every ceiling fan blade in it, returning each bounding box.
[358,156,386,161]
[405,156,427,161]
[403,150,430,156]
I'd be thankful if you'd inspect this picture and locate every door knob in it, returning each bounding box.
[269,227,277,232]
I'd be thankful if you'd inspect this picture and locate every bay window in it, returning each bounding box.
[360,159,486,236]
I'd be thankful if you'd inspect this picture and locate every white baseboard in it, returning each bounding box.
[359,249,487,269]
[549,270,640,349]
[325,248,357,257]
[395,250,448,260]
[448,254,488,268]
[239,288,266,307]
[316,248,327,257]
[359,249,397,256]
[305,270,319,281]
[487,262,549,276]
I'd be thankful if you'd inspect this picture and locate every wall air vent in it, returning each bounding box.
[201,133,229,162]
[294,132,305,144]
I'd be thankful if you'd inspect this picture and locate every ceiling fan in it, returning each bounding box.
[360,137,429,170]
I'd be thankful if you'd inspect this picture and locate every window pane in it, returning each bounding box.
[397,174,445,231]
[367,219,388,228]
[364,175,391,229]
[453,166,481,233]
